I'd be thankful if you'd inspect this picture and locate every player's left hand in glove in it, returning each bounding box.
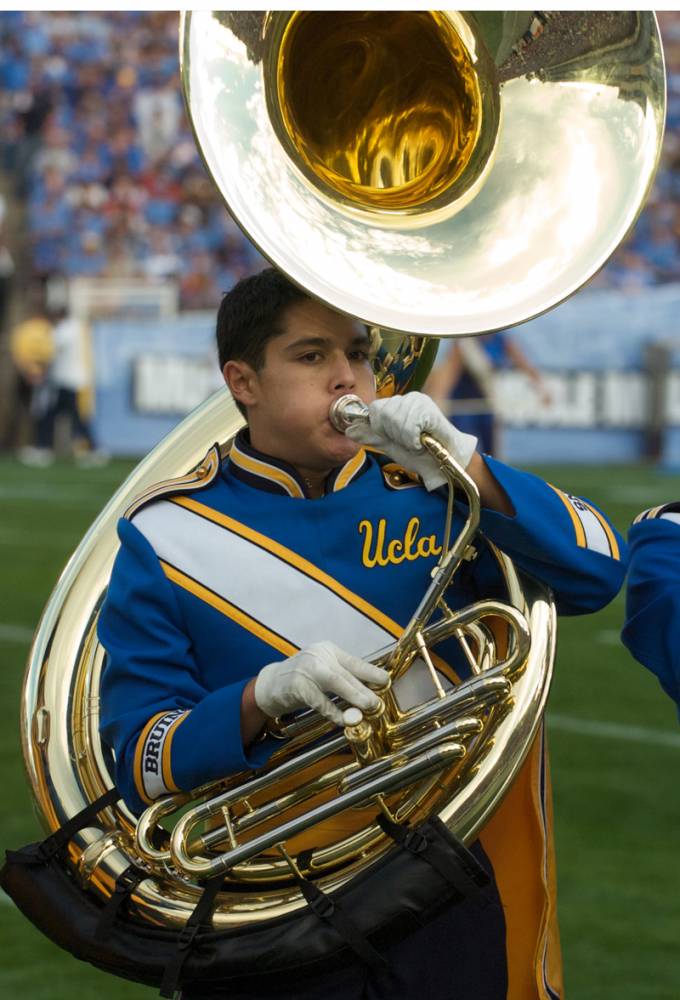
[345,391,478,491]
[254,641,388,727]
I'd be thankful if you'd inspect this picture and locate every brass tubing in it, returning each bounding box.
[340,717,480,793]
[389,675,511,744]
[136,792,190,863]
[198,759,358,852]
[165,732,348,834]
[171,743,463,878]
[391,432,481,664]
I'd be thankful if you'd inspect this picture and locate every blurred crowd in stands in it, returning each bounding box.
[1,10,680,305]
[1,11,679,461]
[0,11,263,312]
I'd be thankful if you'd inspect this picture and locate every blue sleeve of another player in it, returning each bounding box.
[465,455,627,615]
[622,519,680,708]
[98,518,276,814]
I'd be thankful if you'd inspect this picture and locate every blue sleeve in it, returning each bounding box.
[98,518,276,814]
[464,456,627,616]
[621,519,680,708]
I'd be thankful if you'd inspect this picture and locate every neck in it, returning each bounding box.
[245,427,333,499]
[295,466,331,499]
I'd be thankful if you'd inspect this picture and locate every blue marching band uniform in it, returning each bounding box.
[99,430,626,1000]
[622,502,680,712]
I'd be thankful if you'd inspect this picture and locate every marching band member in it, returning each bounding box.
[98,268,626,1000]
[622,503,680,711]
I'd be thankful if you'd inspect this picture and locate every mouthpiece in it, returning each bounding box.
[329,394,370,432]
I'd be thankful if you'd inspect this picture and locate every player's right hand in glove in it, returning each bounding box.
[254,641,388,727]
[345,392,477,491]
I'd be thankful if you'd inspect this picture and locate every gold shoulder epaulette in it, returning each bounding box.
[124,443,222,520]
[380,461,422,490]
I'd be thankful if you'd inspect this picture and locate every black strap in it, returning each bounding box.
[377,814,490,899]
[159,874,224,999]
[292,870,388,974]
[94,864,146,942]
[6,788,120,866]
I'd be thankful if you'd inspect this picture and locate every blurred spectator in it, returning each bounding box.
[426,332,551,457]
[133,78,181,162]
[28,307,108,466]
[5,286,53,455]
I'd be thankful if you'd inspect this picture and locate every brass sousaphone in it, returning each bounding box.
[9,9,666,989]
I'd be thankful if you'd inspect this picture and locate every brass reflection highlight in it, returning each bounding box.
[274,12,485,212]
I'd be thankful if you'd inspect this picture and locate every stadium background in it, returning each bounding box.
[0,11,679,999]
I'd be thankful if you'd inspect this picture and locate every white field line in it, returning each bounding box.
[0,485,77,500]
[0,528,80,549]
[0,623,35,644]
[600,484,680,505]
[547,712,680,749]
[0,485,107,507]
[0,503,101,516]
[597,629,624,646]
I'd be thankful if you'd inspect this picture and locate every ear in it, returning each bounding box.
[223,360,258,408]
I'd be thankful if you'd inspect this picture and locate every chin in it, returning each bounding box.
[328,438,361,465]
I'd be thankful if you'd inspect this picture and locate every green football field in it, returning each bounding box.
[1,456,679,999]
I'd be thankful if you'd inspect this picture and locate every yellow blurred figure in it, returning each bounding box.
[10,315,54,386]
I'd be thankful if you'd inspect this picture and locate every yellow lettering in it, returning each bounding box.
[418,534,442,559]
[374,518,388,567]
[387,537,405,564]
[359,518,390,568]
[359,516,441,569]
[403,517,421,561]
[359,519,376,569]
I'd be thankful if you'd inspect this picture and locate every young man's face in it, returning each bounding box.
[225,298,377,472]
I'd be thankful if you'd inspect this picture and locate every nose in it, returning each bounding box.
[330,352,356,393]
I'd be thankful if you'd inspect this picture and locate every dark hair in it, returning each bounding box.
[216,267,310,376]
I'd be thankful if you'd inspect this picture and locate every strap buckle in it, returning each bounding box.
[402,828,428,854]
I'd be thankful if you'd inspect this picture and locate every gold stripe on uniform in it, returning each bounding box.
[133,710,168,806]
[333,448,366,492]
[161,560,299,658]
[547,484,586,547]
[170,497,404,640]
[478,731,562,1000]
[634,504,662,525]
[538,747,563,999]
[230,448,305,498]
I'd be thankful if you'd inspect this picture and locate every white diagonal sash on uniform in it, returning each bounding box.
[133,500,395,658]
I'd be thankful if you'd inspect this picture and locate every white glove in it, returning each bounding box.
[254,641,389,727]
[345,392,477,491]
